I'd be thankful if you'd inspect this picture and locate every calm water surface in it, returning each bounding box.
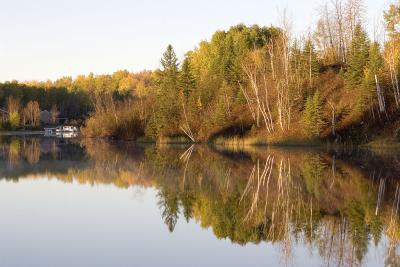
[0,136,399,267]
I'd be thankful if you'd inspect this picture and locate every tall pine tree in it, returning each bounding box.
[345,24,370,87]
[147,45,182,138]
[180,57,196,100]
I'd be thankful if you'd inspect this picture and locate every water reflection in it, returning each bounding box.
[1,136,400,266]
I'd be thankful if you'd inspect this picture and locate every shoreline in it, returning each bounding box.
[81,136,400,151]
[0,130,44,136]
[2,132,400,150]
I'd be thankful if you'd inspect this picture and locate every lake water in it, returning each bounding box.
[0,136,399,267]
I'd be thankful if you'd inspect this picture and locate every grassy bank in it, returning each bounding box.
[136,136,194,144]
[211,134,325,147]
[365,138,400,149]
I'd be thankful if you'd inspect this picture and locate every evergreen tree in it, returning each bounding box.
[345,24,370,87]
[360,42,384,111]
[302,91,324,137]
[180,58,195,99]
[161,44,179,74]
[303,97,314,135]
[312,91,324,134]
[150,45,182,138]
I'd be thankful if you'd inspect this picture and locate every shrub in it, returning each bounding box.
[9,112,20,130]
[82,96,145,140]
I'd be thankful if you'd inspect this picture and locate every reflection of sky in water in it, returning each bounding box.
[0,179,279,267]
[0,137,399,267]
[0,178,386,267]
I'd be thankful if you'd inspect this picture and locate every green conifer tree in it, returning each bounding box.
[302,91,324,137]
[312,90,324,135]
[345,24,370,87]
[180,58,196,99]
[359,42,384,111]
[149,45,182,138]
[303,95,315,136]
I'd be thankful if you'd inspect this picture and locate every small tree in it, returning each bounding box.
[7,96,21,130]
[302,91,324,137]
[9,112,20,130]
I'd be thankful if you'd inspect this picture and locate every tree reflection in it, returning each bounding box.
[22,138,41,164]
[157,188,180,232]
[0,137,400,266]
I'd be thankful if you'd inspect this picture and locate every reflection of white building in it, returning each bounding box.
[44,126,79,138]
[56,132,79,139]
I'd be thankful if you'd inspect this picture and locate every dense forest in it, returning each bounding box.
[1,0,400,145]
[0,71,152,129]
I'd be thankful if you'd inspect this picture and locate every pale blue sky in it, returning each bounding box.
[0,0,390,82]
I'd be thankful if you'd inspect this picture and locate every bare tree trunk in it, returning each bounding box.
[388,45,400,108]
[375,75,386,112]
[180,101,195,142]
[242,51,275,133]
[309,40,313,87]
[324,4,335,50]
[278,27,292,131]
[238,81,256,122]
[333,0,347,62]
[268,41,276,80]
[328,101,336,136]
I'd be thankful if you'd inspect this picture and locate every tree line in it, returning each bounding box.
[0,71,153,130]
[83,1,400,144]
[2,0,400,144]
